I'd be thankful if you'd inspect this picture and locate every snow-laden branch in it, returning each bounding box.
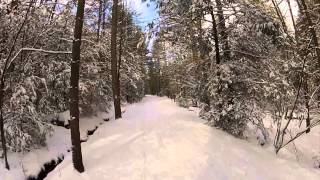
[59,38,73,43]
[7,48,71,72]
[226,50,269,59]
[21,48,71,54]
[59,37,97,45]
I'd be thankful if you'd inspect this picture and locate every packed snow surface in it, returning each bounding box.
[46,96,320,180]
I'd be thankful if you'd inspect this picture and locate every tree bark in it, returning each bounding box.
[111,0,122,119]
[303,78,311,133]
[97,0,102,41]
[215,0,230,61]
[0,84,9,170]
[298,0,320,66]
[102,0,107,35]
[157,58,161,95]
[196,3,205,60]
[207,1,223,119]
[50,0,58,21]
[209,6,221,65]
[286,0,298,40]
[69,0,85,173]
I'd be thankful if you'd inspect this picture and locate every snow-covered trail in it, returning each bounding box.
[46,96,320,180]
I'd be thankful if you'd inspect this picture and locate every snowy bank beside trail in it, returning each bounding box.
[46,96,320,180]
[246,113,320,169]
[0,111,112,180]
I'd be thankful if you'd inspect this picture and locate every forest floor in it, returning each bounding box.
[44,96,320,180]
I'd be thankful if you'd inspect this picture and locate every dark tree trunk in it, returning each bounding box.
[215,0,230,61]
[102,0,107,35]
[117,3,124,90]
[117,34,122,97]
[287,0,298,40]
[209,6,221,65]
[157,58,161,95]
[97,0,102,41]
[207,1,223,118]
[298,0,320,66]
[69,0,85,173]
[111,0,122,119]
[0,83,9,170]
[271,0,288,34]
[196,5,205,60]
[303,77,311,133]
[190,2,199,63]
[50,0,58,20]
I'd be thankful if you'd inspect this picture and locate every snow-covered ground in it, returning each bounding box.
[0,110,112,180]
[45,96,320,180]
[247,113,320,171]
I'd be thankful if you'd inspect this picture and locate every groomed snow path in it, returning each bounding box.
[46,96,320,180]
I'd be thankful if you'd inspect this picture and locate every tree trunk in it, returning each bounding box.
[208,1,223,119]
[157,58,161,95]
[69,0,85,173]
[117,3,124,90]
[111,0,122,119]
[302,74,311,133]
[117,31,122,98]
[0,82,9,170]
[271,0,288,34]
[286,0,298,40]
[50,0,58,21]
[215,0,230,61]
[102,0,107,35]
[97,0,102,41]
[298,0,320,66]
[209,6,221,65]
[196,3,205,60]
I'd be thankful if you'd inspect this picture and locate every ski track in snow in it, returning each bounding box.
[46,96,320,180]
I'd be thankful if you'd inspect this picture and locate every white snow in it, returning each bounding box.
[249,114,320,169]
[0,110,112,180]
[45,96,320,180]
[0,126,70,180]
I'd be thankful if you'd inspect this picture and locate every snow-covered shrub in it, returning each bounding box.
[4,84,53,152]
[200,63,246,137]
[203,3,284,137]
[79,42,113,115]
[121,53,146,103]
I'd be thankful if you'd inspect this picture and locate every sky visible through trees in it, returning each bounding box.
[126,0,158,30]
[126,0,158,51]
